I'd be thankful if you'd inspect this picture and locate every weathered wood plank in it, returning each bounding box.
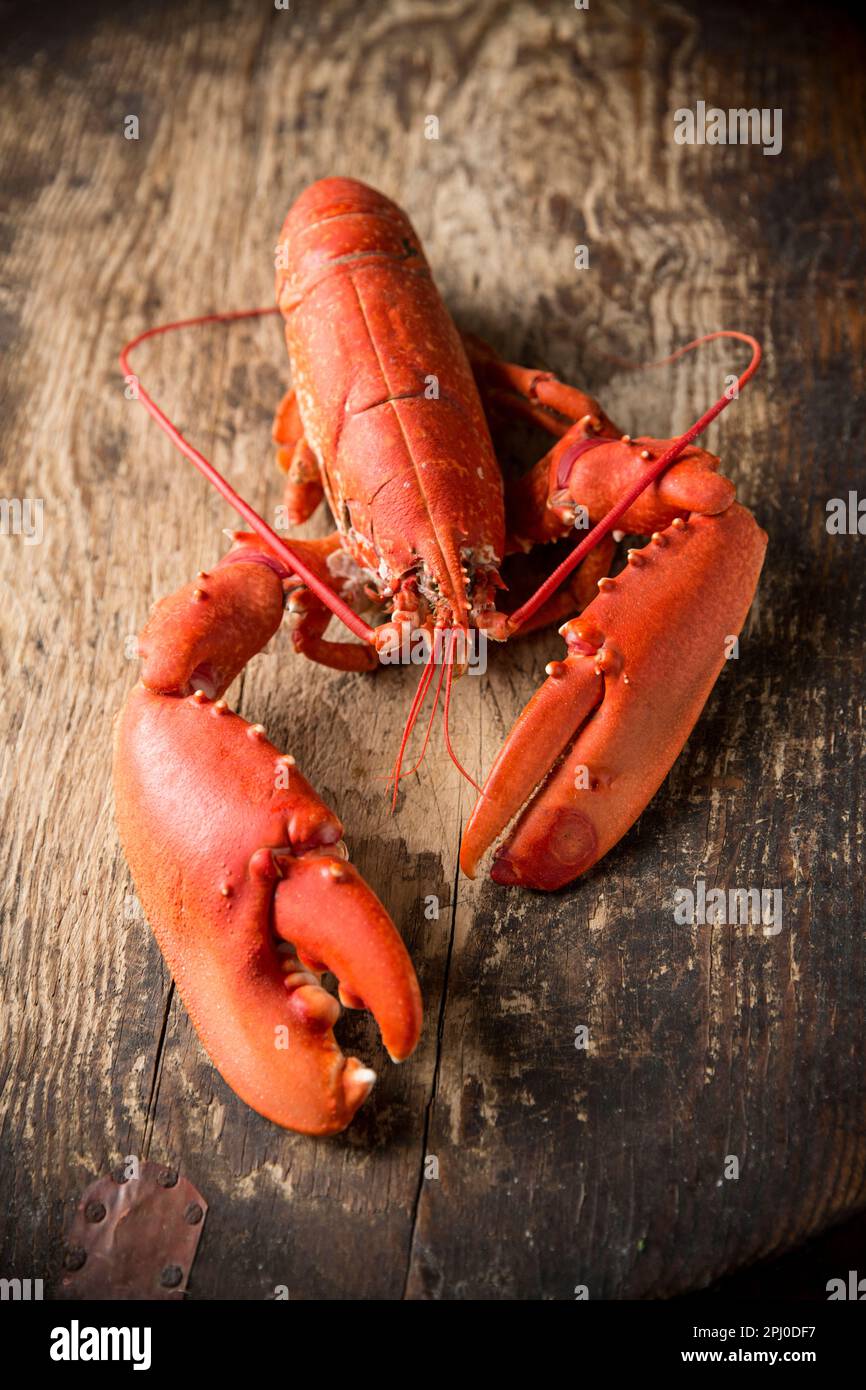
[0,0,863,1301]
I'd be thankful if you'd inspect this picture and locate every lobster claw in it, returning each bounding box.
[114,686,422,1135]
[461,502,767,890]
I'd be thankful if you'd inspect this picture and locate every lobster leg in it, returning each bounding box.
[273,387,324,525]
[461,501,767,890]
[500,535,617,637]
[462,332,618,441]
[464,335,735,550]
[280,532,380,672]
[115,538,420,1134]
[289,585,380,671]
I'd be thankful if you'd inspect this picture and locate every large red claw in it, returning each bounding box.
[462,502,767,890]
[114,686,421,1135]
[459,659,603,883]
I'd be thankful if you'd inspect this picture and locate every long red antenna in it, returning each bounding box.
[395,647,449,784]
[442,629,482,793]
[507,331,762,633]
[387,628,481,803]
[388,642,438,808]
[119,309,376,645]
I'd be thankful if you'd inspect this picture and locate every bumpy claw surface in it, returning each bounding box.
[549,433,735,537]
[114,686,422,1135]
[461,503,767,890]
[137,539,286,699]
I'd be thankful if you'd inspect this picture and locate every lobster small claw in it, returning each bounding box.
[273,856,421,1063]
[114,685,422,1134]
[461,501,767,890]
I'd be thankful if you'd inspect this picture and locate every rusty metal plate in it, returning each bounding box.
[57,1160,207,1300]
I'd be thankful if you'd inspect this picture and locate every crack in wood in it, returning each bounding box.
[401,819,463,1300]
[142,981,175,1159]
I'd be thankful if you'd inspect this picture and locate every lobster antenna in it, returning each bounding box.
[507,331,762,632]
[388,640,439,809]
[389,628,481,805]
[396,645,449,784]
[442,628,482,793]
[119,309,376,646]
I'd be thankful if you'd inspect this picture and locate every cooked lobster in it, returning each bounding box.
[115,177,766,1134]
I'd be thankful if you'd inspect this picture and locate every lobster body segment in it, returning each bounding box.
[275,178,505,630]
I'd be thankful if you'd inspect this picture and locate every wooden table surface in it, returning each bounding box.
[1,0,864,1300]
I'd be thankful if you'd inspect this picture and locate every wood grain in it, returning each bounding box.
[0,0,863,1300]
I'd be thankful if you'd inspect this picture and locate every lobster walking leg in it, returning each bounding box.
[279,532,380,672]
[273,387,324,525]
[465,334,736,549]
[500,536,617,637]
[289,584,379,671]
[463,332,617,440]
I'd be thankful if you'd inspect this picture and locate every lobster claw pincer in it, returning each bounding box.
[114,685,422,1135]
[272,853,422,1064]
[460,502,767,890]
